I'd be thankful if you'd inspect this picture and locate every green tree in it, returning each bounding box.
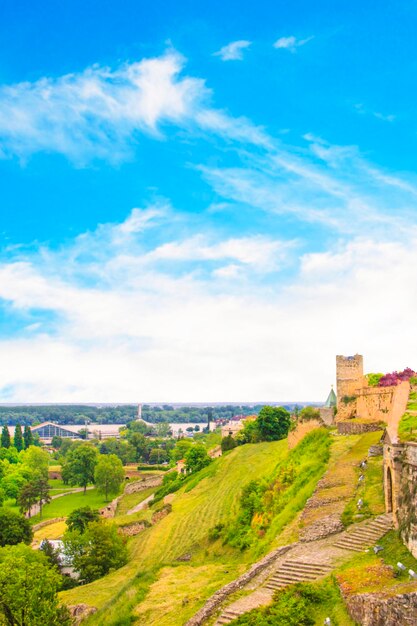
[13,424,23,452]
[33,473,51,519]
[21,445,49,477]
[256,406,291,441]
[94,454,124,501]
[185,444,211,473]
[63,521,127,582]
[62,444,98,494]
[221,435,237,452]
[23,425,34,449]
[149,447,168,464]
[170,438,193,462]
[1,469,27,500]
[155,422,171,438]
[0,508,33,546]
[299,406,321,421]
[17,481,38,517]
[1,425,11,448]
[0,544,71,625]
[66,506,100,533]
[51,435,63,449]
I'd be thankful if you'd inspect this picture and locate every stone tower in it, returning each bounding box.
[336,355,363,419]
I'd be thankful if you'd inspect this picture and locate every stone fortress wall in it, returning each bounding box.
[334,354,417,556]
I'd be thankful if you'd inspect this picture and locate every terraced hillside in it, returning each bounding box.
[61,439,294,624]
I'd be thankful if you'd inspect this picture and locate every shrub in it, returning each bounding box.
[0,508,33,546]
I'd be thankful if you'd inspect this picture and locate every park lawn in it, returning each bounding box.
[61,440,291,622]
[116,487,155,516]
[30,488,109,523]
[48,479,77,494]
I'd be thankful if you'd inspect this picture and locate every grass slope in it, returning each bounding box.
[61,440,290,623]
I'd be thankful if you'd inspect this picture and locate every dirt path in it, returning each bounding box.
[126,493,155,515]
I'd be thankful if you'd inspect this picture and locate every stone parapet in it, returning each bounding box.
[337,421,383,435]
[343,590,417,625]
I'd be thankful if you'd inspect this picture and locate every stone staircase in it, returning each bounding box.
[216,608,245,625]
[333,513,393,552]
[265,560,333,591]
[214,514,394,625]
[215,560,332,624]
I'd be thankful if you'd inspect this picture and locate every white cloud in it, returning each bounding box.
[0,52,207,163]
[1,223,417,402]
[273,36,313,52]
[214,40,252,61]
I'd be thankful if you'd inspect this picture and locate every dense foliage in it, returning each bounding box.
[63,520,128,582]
[0,508,33,546]
[377,367,416,387]
[0,403,299,426]
[0,544,71,626]
[222,429,330,550]
[236,406,291,444]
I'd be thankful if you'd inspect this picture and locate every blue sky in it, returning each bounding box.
[0,0,417,402]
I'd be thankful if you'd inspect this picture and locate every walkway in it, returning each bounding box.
[215,513,393,625]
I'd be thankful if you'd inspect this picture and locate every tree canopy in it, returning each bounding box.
[0,508,33,546]
[0,544,71,626]
[94,454,124,501]
[256,406,291,441]
[62,444,98,494]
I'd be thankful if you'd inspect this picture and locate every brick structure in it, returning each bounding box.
[336,354,364,420]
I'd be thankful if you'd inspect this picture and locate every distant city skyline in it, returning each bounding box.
[0,1,416,401]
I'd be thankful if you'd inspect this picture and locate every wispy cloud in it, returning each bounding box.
[273,36,314,52]
[354,103,395,123]
[0,52,207,164]
[214,40,252,61]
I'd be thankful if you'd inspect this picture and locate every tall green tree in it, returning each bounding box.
[18,481,38,518]
[62,444,98,494]
[13,424,23,452]
[94,454,124,501]
[256,406,291,441]
[23,425,34,449]
[33,473,51,519]
[0,508,33,546]
[185,444,211,473]
[63,521,127,583]
[1,425,11,448]
[0,544,71,625]
[66,506,100,533]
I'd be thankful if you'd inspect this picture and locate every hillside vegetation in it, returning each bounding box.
[61,430,333,625]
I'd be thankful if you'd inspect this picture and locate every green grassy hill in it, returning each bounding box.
[61,431,334,625]
[61,440,291,623]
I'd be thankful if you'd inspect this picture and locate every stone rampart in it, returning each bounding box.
[343,590,417,625]
[337,421,383,435]
[385,441,417,556]
[124,475,163,494]
[288,420,322,449]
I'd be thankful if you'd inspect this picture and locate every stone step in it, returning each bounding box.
[333,541,364,552]
[270,573,320,583]
[283,561,332,573]
[216,609,243,624]
[338,536,370,546]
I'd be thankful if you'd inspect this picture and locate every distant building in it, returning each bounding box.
[8,421,125,444]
